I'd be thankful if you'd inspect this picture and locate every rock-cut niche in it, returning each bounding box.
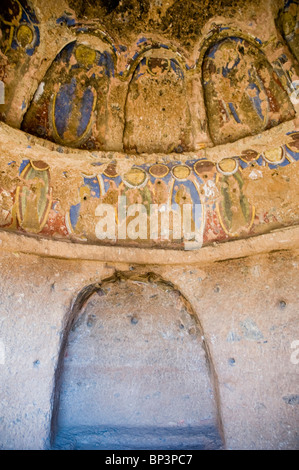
[202,36,295,145]
[22,41,114,150]
[52,275,223,450]
[276,0,299,64]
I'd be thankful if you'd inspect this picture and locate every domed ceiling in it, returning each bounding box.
[0,0,298,250]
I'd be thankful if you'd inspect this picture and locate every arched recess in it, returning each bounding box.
[202,36,295,146]
[123,49,192,154]
[51,272,224,450]
[22,39,114,150]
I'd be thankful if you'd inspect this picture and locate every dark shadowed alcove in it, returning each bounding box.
[51,272,224,450]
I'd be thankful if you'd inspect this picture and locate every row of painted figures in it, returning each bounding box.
[0,132,298,246]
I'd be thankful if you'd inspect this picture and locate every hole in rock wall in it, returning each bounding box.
[52,275,223,450]
[277,0,299,64]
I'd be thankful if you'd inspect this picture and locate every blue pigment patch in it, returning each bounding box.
[21,4,39,24]
[132,52,140,62]
[77,88,95,138]
[222,56,240,77]
[137,37,147,45]
[239,159,249,169]
[56,42,76,64]
[70,203,81,229]
[56,14,76,26]
[246,82,264,121]
[170,60,184,80]
[228,102,241,123]
[285,146,299,161]
[54,78,77,138]
[99,52,115,78]
[103,175,122,192]
[19,160,30,174]
[171,180,202,229]
[256,155,265,166]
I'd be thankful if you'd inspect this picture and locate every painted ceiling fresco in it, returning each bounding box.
[278,0,299,63]
[0,0,299,250]
[22,41,114,149]
[0,0,40,57]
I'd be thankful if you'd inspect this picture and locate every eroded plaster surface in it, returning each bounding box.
[0,0,298,249]
[0,248,298,449]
